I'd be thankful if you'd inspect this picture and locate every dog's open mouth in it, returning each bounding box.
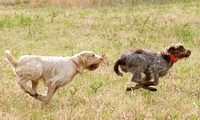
[87,63,100,71]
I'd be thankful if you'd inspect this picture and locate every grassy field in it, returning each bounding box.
[0,1,200,119]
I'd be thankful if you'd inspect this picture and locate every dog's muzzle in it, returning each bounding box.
[87,57,103,71]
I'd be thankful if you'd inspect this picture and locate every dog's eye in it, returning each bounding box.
[91,54,95,57]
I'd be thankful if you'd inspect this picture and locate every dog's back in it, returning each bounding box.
[114,49,157,76]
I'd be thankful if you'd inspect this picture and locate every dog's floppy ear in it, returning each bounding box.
[79,53,87,64]
[166,45,175,54]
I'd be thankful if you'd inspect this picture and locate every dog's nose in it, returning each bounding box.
[100,57,103,61]
[188,50,191,54]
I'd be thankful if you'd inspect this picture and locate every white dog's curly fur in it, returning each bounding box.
[5,50,103,104]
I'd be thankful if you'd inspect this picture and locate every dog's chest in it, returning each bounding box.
[159,69,169,77]
[155,57,171,77]
[157,63,170,77]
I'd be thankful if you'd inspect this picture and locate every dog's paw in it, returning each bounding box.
[34,93,40,97]
[117,72,123,77]
[147,86,157,91]
[126,86,139,91]
[34,94,46,101]
[126,87,134,91]
[29,93,38,97]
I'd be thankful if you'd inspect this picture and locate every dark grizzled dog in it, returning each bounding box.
[114,44,191,91]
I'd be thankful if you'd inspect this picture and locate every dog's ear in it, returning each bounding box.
[79,53,87,64]
[166,45,175,54]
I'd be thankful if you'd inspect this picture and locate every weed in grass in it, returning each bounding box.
[30,109,38,119]
[69,86,77,96]
[46,6,61,23]
[189,115,199,120]
[171,110,181,120]
[86,77,103,94]
[4,83,10,89]
[102,110,110,117]
[30,109,54,120]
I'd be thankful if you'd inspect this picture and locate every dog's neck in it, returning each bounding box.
[71,56,85,74]
[161,52,177,67]
[169,54,178,63]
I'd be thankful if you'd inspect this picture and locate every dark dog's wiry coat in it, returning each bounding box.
[114,44,191,91]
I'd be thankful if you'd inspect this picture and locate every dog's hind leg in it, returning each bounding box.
[18,77,37,96]
[127,72,157,91]
[126,84,142,91]
[145,66,159,86]
[34,84,59,104]
[131,73,146,84]
[31,80,47,101]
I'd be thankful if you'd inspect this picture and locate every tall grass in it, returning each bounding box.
[0,1,200,119]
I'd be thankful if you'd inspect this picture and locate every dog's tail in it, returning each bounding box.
[4,50,18,68]
[114,57,126,77]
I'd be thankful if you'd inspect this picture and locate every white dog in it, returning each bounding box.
[5,50,103,104]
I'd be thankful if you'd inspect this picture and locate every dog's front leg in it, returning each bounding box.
[126,73,145,91]
[44,85,59,104]
[34,78,60,104]
[34,85,57,105]
[43,77,62,104]
[151,67,159,86]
